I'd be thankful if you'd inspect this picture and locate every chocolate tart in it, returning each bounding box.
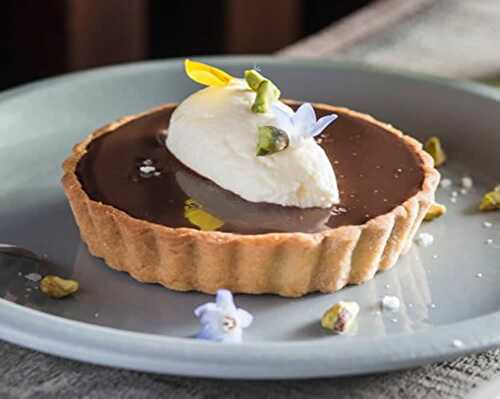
[62,102,439,297]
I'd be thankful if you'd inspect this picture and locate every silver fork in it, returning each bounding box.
[0,244,44,262]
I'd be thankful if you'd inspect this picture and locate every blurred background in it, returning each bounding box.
[1,0,500,91]
[0,0,371,90]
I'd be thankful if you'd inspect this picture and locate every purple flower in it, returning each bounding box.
[272,102,337,144]
[194,289,253,343]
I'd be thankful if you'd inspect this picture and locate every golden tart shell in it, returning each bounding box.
[62,103,439,297]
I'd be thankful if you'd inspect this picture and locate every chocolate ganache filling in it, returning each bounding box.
[76,104,424,234]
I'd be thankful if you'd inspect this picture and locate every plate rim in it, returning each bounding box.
[1,56,500,379]
[1,297,500,379]
[1,55,499,105]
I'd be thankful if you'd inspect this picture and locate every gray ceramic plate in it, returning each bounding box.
[0,56,500,379]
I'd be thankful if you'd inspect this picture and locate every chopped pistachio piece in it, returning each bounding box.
[424,137,447,167]
[184,199,224,231]
[245,69,281,114]
[424,203,447,221]
[244,69,281,98]
[40,275,79,298]
[244,69,266,91]
[479,185,500,211]
[321,301,360,334]
[256,126,289,156]
[251,80,273,113]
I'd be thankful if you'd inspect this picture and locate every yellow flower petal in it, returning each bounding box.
[184,199,224,231]
[185,59,233,87]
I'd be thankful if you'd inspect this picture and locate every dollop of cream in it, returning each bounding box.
[166,79,339,208]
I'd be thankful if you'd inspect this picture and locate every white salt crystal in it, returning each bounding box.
[461,176,473,189]
[440,178,452,189]
[139,165,156,174]
[381,296,400,312]
[24,273,42,282]
[415,233,434,247]
[452,339,464,348]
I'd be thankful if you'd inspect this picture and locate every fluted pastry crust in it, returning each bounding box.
[62,103,439,297]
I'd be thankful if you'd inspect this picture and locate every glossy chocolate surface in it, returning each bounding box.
[76,105,424,234]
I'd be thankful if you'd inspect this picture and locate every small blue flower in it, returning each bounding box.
[272,102,338,145]
[194,289,253,343]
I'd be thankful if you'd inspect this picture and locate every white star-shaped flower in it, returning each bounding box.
[194,289,253,343]
[272,102,337,146]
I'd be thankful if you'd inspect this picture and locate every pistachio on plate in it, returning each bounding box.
[424,203,447,221]
[40,275,79,299]
[256,126,290,156]
[424,137,447,167]
[321,301,360,334]
[479,185,500,211]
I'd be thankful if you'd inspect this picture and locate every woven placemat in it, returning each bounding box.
[280,0,500,79]
[1,341,499,398]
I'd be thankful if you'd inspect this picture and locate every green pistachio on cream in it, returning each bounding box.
[244,69,265,91]
[244,69,281,114]
[256,126,290,156]
[244,69,281,98]
[251,81,273,113]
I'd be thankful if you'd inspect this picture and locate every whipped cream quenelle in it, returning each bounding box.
[166,60,339,208]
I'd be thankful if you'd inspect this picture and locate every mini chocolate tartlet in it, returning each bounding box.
[62,61,439,297]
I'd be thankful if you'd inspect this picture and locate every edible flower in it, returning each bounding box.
[184,198,224,231]
[256,103,337,156]
[194,289,253,343]
[185,59,233,87]
[273,102,338,144]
